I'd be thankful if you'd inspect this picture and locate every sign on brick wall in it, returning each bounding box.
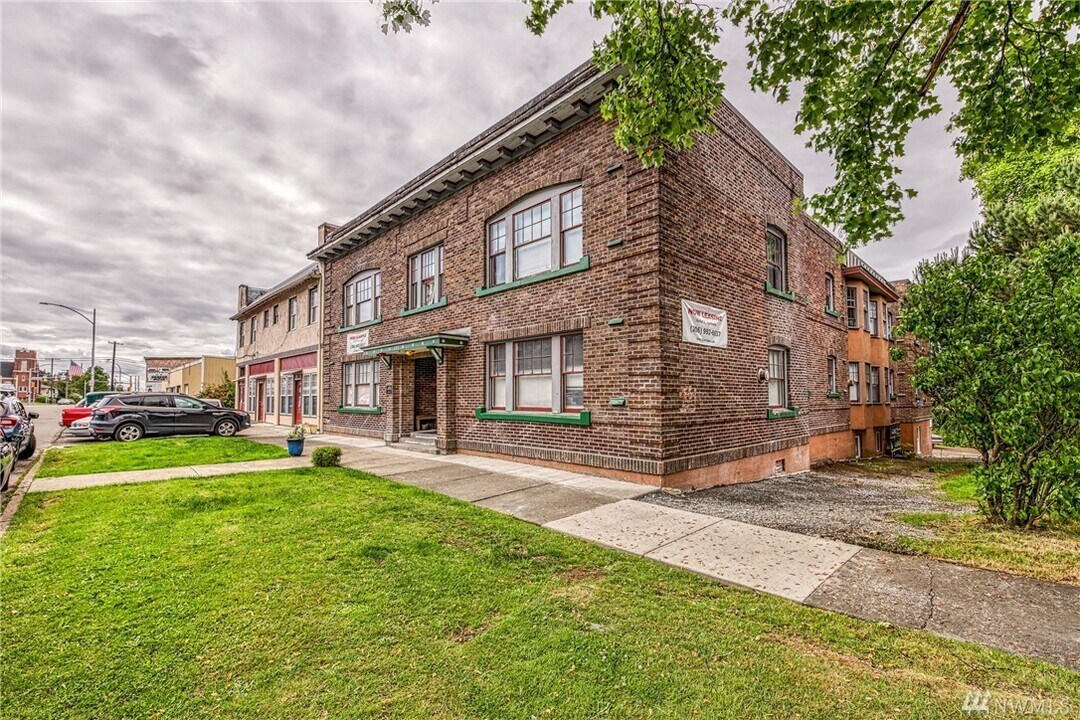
[346,330,370,355]
[681,299,728,348]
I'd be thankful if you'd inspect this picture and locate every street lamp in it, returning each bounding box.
[39,301,97,392]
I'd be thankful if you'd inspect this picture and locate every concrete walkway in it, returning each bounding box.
[11,427,1078,669]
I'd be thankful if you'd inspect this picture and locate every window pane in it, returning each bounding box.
[516,375,551,409]
[562,226,583,265]
[513,201,552,247]
[560,187,582,228]
[563,373,583,408]
[515,339,551,374]
[562,335,583,372]
[514,238,552,279]
[491,377,506,409]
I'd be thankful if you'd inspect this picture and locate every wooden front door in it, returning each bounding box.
[256,381,265,422]
[293,376,302,425]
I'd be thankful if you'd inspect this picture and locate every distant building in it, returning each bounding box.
[231,265,321,428]
[164,356,237,397]
[143,357,198,392]
[6,349,42,401]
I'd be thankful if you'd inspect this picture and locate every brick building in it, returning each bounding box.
[232,265,321,428]
[309,62,929,488]
[5,349,42,401]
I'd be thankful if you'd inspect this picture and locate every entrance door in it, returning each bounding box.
[413,357,437,432]
[293,376,302,425]
[256,381,265,422]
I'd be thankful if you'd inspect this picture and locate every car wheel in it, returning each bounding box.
[114,422,144,442]
[215,419,238,437]
[17,433,36,460]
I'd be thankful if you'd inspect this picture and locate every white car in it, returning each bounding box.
[57,398,75,405]
[68,417,93,438]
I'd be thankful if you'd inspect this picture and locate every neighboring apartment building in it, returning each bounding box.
[232,265,321,428]
[5,349,42,401]
[887,280,934,456]
[165,356,236,397]
[144,356,199,392]
[309,61,928,489]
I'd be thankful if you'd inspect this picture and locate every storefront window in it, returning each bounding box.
[265,377,275,416]
[343,360,379,408]
[281,378,294,415]
[302,374,318,417]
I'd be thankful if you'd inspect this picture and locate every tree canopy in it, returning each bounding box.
[375,0,1078,248]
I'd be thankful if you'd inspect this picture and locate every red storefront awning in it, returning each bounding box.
[281,352,317,372]
[248,360,275,376]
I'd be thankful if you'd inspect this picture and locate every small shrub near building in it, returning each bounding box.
[312,446,342,468]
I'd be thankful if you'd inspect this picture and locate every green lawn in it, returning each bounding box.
[37,437,289,478]
[2,469,1076,719]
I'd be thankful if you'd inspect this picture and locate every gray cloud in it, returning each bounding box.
[2,3,979,370]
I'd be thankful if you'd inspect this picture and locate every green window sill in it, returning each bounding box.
[400,297,447,317]
[824,308,841,318]
[337,406,383,415]
[764,282,796,302]
[766,407,799,420]
[826,391,842,399]
[337,318,382,333]
[475,256,590,297]
[474,407,591,426]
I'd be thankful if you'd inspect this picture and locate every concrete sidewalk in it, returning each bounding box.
[28,456,309,492]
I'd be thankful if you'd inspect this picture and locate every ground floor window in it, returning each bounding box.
[280,377,294,416]
[237,380,246,411]
[265,377,276,415]
[247,379,257,413]
[767,345,788,408]
[486,333,584,413]
[868,364,881,404]
[302,374,318,417]
[848,362,860,403]
[343,360,379,408]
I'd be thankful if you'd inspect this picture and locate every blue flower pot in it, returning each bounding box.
[287,439,304,457]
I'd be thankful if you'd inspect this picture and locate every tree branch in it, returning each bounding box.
[919,0,973,96]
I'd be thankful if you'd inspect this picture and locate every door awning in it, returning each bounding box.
[362,333,469,365]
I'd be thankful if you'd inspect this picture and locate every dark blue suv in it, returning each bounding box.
[0,396,38,461]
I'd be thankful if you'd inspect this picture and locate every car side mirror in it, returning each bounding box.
[28,411,39,419]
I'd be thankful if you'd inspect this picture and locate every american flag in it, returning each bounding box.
[69,361,84,377]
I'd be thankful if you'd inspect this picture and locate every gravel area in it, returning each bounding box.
[643,461,972,544]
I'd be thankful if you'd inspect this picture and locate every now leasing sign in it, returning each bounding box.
[681,299,729,348]
[345,330,370,355]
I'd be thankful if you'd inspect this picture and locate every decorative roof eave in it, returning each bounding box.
[308,61,620,263]
[841,265,901,302]
[230,266,320,321]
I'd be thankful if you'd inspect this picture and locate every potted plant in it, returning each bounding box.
[287,426,306,456]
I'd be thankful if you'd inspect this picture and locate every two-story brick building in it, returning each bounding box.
[309,61,928,488]
[232,264,322,428]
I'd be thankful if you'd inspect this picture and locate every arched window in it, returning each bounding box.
[766,226,787,292]
[343,269,381,326]
[486,183,583,287]
[767,345,789,409]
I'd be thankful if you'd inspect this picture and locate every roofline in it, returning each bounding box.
[169,356,237,373]
[308,60,618,262]
[230,266,320,321]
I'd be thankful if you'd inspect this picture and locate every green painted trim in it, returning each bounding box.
[475,256,590,297]
[764,282,796,302]
[474,407,591,426]
[824,308,841,318]
[399,297,447,317]
[608,397,627,407]
[363,333,469,356]
[607,317,625,326]
[337,405,383,415]
[766,407,799,420]
[337,318,382,333]
[826,391,842,399]
[606,238,624,248]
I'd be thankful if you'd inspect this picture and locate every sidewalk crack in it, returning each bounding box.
[921,562,937,630]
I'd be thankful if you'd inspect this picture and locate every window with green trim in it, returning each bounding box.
[768,345,789,408]
[766,226,787,292]
[343,360,379,409]
[486,332,584,414]
[487,184,583,288]
[344,269,381,326]
[408,245,443,310]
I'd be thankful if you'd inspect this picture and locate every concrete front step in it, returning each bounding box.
[395,433,439,454]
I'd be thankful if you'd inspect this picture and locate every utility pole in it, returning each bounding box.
[108,341,124,391]
[49,357,55,403]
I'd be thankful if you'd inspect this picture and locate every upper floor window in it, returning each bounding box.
[848,362,861,403]
[308,288,319,325]
[845,286,858,328]
[263,309,269,328]
[867,364,881,404]
[766,227,787,291]
[288,296,299,330]
[250,320,257,344]
[862,289,870,331]
[273,305,279,325]
[344,270,381,326]
[825,273,835,311]
[767,345,789,408]
[884,310,893,340]
[887,368,896,401]
[238,322,245,348]
[827,355,837,394]
[408,245,444,310]
[869,299,879,335]
[486,184,584,288]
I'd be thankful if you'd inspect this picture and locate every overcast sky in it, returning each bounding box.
[1,2,979,375]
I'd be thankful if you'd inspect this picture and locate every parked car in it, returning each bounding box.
[68,416,94,438]
[60,392,115,427]
[57,398,75,405]
[0,396,37,460]
[90,393,251,442]
[0,438,15,492]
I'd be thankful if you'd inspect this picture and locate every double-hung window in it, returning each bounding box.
[827,355,837,394]
[766,227,787,291]
[486,333,584,414]
[868,365,881,404]
[848,362,861,403]
[862,290,870,331]
[886,368,895,401]
[239,322,245,348]
[302,374,318,417]
[343,360,379,408]
[845,286,858,328]
[767,346,789,408]
[486,184,584,288]
[408,245,443,310]
[288,297,298,331]
[265,377,275,415]
[825,273,835,312]
[263,310,269,328]
[250,320,257,344]
[280,378,294,415]
[273,305,279,324]
[885,311,893,340]
[869,300,879,336]
[308,288,318,325]
[344,270,381,326]
[247,378,257,411]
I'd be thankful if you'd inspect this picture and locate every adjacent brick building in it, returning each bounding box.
[309,61,929,488]
[232,265,322,428]
[5,349,42,401]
